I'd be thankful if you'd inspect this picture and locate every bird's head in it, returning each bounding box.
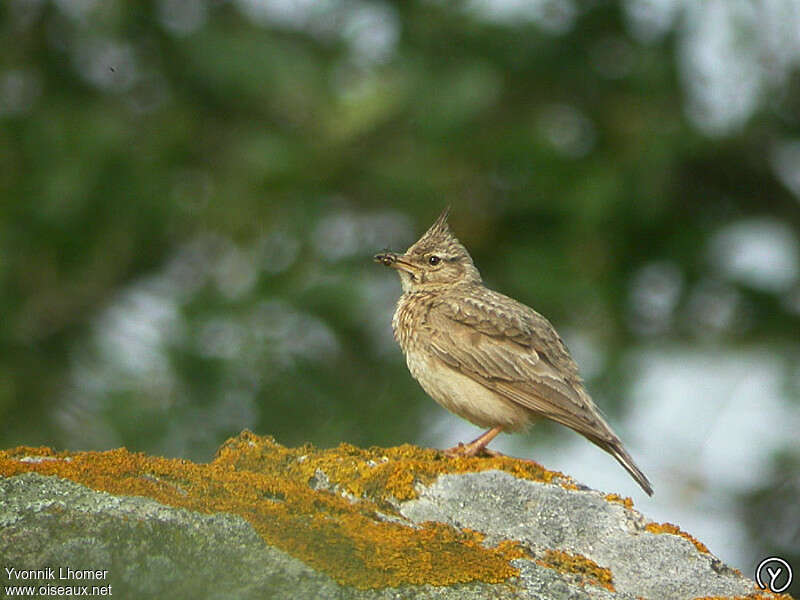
[374,208,482,292]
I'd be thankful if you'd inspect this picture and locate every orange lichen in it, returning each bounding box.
[213,430,567,505]
[645,521,710,554]
[603,493,634,509]
[535,549,615,592]
[1,430,571,589]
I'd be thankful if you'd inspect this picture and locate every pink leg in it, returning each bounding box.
[444,426,503,457]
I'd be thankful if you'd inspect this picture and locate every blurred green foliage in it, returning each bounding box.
[1,0,798,589]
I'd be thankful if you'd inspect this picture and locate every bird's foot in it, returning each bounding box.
[442,426,504,458]
[443,442,498,458]
[442,444,544,469]
[442,442,543,468]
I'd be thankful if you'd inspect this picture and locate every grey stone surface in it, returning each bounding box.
[1,473,344,600]
[400,470,754,599]
[1,470,766,599]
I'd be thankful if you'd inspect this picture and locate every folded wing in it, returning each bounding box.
[424,291,610,440]
[423,289,654,496]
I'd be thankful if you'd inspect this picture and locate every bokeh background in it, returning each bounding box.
[2,0,799,593]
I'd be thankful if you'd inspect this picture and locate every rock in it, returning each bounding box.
[0,432,788,599]
[1,473,342,599]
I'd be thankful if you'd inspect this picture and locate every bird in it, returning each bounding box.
[374,208,653,496]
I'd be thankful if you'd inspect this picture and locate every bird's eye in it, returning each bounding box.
[428,255,441,266]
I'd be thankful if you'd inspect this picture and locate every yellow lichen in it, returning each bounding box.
[603,493,634,510]
[536,549,615,592]
[1,430,572,590]
[645,521,710,554]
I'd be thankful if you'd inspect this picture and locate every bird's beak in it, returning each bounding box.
[373,252,420,277]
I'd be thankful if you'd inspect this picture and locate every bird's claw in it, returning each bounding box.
[443,442,502,458]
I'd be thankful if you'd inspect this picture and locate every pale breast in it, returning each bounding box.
[392,293,528,430]
[391,291,431,354]
[405,347,532,431]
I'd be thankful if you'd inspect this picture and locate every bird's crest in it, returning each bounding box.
[426,206,451,238]
[409,206,460,254]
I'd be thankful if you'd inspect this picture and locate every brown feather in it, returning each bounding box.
[425,289,613,442]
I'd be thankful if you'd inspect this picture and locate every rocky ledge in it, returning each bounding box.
[0,431,790,599]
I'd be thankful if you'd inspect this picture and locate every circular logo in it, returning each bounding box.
[756,557,793,594]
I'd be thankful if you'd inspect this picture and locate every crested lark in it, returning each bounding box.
[375,208,653,495]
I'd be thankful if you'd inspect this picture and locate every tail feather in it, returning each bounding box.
[577,401,654,496]
[606,441,653,496]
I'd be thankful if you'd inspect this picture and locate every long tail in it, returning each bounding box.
[603,439,654,496]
